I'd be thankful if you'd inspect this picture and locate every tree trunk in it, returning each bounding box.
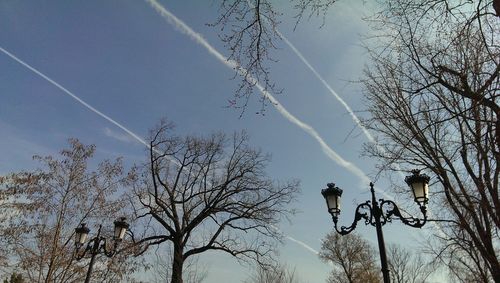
[490,260,500,283]
[170,242,184,283]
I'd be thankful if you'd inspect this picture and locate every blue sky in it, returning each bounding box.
[0,1,438,282]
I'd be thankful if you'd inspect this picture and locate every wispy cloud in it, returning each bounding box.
[0,46,150,149]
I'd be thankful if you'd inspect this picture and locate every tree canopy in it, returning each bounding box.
[127,120,300,283]
[0,139,134,282]
[361,0,499,281]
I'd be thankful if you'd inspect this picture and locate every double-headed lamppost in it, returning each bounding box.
[74,217,130,283]
[321,170,430,283]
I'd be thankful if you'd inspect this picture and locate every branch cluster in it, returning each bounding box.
[127,121,299,282]
[361,0,499,280]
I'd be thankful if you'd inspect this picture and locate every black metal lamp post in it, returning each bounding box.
[321,170,430,283]
[74,217,130,283]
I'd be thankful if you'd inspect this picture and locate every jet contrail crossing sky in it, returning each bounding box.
[277,32,376,144]
[0,46,151,149]
[145,0,371,185]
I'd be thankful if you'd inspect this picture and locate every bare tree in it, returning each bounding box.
[437,236,495,283]
[245,262,302,283]
[2,272,24,283]
[387,245,433,283]
[320,232,434,283]
[361,0,499,281]
[127,120,299,283]
[319,232,380,283]
[0,139,134,283]
[150,246,207,283]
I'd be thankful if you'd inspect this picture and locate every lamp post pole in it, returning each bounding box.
[370,183,390,283]
[321,170,430,283]
[84,225,102,283]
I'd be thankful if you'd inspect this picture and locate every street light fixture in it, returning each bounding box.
[405,169,430,206]
[321,169,430,283]
[75,223,90,246]
[321,183,342,218]
[113,217,130,240]
[74,217,129,283]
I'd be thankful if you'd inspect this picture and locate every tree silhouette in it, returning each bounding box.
[128,120,299,283]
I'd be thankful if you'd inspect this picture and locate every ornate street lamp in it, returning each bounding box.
[74,217,129,283]
[321,170,430,283]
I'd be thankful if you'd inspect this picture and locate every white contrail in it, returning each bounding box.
[0,46,182,167]
[0,46,150,149]
[286,236,318,255]
[269,224,320,257]
[145,0,370,185]
[277,32,375,144]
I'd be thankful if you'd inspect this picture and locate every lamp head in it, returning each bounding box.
[75,223,90,246]
[113,217,129,241]
[405,170,430,206]
[321,183,343,219]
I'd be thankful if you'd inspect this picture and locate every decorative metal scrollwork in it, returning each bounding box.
[333,201,372,235]
[380,199,427,228]
[332,198,428,234]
